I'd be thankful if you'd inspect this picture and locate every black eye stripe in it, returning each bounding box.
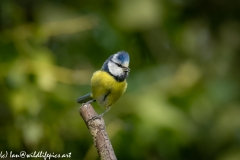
[110,60,124,68]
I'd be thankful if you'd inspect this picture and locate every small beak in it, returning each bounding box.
[123,67,130,72]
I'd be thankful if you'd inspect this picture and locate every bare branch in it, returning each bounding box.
[79,104,117,160]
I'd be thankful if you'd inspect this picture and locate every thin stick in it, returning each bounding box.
[79,103,117,160]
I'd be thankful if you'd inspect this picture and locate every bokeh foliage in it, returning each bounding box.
[1,0,240,159]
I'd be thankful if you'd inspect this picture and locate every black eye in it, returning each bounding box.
[116,63,122,67]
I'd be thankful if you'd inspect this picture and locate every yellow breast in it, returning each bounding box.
[91,70,127,108]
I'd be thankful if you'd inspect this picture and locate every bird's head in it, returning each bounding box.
[102,51,130,82]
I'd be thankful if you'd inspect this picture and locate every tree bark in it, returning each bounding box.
[79,103,117,160]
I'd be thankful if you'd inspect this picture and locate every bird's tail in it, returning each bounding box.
[77,93,93,103]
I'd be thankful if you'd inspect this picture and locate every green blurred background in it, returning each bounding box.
[1,0,240,159]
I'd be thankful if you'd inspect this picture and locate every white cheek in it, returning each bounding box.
[108,62,123,76]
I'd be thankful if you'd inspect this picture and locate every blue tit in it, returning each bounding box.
[77,51,130,117]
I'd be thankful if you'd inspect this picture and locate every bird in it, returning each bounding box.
[77,51,130,117]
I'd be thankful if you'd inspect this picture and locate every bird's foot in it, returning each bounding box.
[92,114,103,120]
[81,99,96,108]
[86,114,103,123]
